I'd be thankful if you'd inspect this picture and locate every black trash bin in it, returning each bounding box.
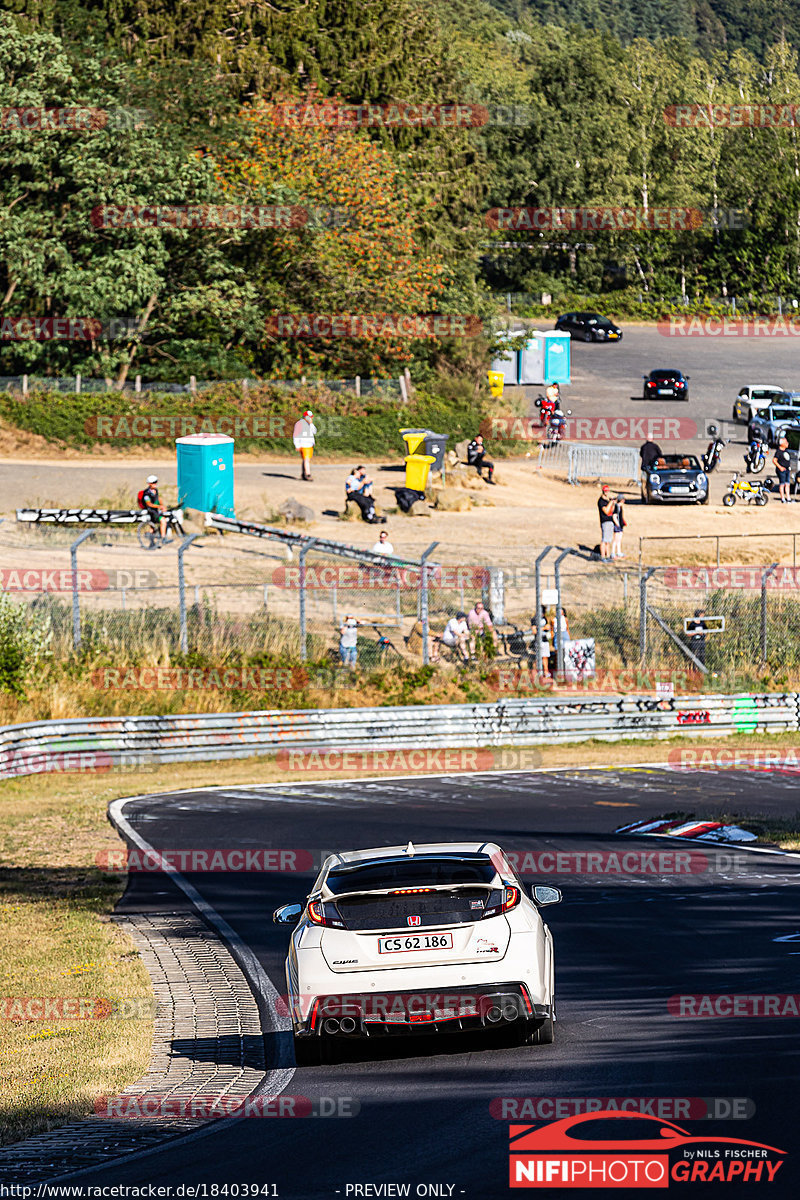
[421,432,448,474]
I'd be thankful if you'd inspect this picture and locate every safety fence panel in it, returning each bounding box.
[568,445,640,485]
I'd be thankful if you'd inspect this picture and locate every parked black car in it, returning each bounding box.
[554,312,622,342]
[642,453,708,504]
[643,369,689,400]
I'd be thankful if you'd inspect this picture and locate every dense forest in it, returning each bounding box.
[2,0,800,382]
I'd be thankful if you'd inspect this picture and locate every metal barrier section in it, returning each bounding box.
[0,693,795,778]
[568,445,640,485]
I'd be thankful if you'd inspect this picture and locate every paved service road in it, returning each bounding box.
[71,771,799,1196]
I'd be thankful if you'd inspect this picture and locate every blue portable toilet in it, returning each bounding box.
[176,434,235,517]
[542,330,571,384]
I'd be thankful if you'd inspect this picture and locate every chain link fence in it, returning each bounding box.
[2,523,800,684]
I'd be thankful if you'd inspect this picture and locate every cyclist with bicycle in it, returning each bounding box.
[140,475,168,539]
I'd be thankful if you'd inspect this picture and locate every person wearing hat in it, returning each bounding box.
[339,614,360,667]
[293,410,317,480]
[141,474,168,538]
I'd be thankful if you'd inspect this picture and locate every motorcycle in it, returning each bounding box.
[744,436,766,474]
[722,472,769,506]
[701,425,728,472]
[547,407,572,442]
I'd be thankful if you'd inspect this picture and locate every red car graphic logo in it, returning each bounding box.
[407,915,421,927]
[509,1112,786,1189]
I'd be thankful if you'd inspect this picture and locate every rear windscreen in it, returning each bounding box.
[326,855,496,895]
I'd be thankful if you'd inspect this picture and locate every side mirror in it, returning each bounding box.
[532,885,562,906]
[273,903,303,925]
[685,375,691,380]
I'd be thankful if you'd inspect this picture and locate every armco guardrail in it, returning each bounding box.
[0,693,795,778]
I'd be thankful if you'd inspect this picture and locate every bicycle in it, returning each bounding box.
[137,509,186,549]
[722,473,769,507]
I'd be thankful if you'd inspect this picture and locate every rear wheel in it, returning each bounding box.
[756,490,769,506]
[137,522,158,550]
[524,1011,555,1046]
[583,331,592,342]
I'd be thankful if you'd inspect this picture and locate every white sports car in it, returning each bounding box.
[273,841,560,1064]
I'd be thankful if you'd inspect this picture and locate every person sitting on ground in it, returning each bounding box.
[441,611,474,663]
[467,434,495,484]
[140,474,168,539]
[467,599,496,646]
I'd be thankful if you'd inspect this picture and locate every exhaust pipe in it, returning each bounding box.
[502,1004,519,1022]
[339,1016,357,1034]
[485,1006,503,1024]
[323,1017,340,1034]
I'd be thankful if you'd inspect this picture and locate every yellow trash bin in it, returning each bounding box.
[404,453,436,492]
[487,370,505,398]
[400,428,427,455]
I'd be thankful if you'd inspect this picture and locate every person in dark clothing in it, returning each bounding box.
[686,608,707,668]
[774,436,792,503]
[467,435,495,483]
[640,440,663,471]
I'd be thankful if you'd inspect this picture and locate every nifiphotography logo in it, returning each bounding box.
[508,1111,785,1187]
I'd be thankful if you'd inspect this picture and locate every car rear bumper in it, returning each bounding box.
[296,983,547,1038]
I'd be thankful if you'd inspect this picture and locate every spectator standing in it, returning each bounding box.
[467,599,496,646]
[611,493,627,559]
[639,440,663,471]
[441,611,473,663]
[292,410,317,481]
[372,530,394,555]
[467,434,495,484]
[597,484,615,561]
[686,609,707,668]
[548,607,571,676]
[339,615,360,667]
[774,437,792,502]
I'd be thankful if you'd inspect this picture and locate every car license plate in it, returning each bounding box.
[658,388,671,394]
[378,933,454,954]
[671,486,690,494]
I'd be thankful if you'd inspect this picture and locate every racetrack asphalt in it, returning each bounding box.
[60,769,800,1196]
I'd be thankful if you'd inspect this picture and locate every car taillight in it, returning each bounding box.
[646,381,656,387]
[307,900,345,928]
[482,885,521,918]
[676,381,685,387]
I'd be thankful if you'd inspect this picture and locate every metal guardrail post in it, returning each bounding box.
[299,539,319,661]
[70,529,96,649]
[178,534,201,653]
[534,546,554,676]
[639,567,656,664]
[420,542,439,666]
[553,549,571,678]
[761,562,779,665]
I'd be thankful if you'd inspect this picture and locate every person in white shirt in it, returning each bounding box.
[441,611,473,663]
[292,410,317,480]
[371,530,394,555]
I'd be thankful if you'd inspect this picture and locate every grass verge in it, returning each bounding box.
[1,733,798,1146]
